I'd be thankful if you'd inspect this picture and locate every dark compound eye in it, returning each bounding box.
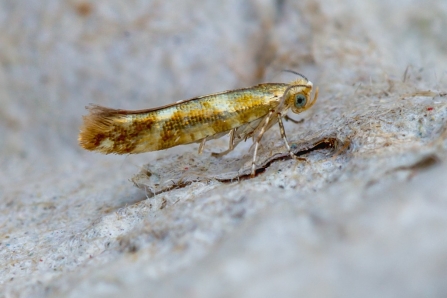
[294,94,307,108]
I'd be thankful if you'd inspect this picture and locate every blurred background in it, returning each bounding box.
[1,0,447,296]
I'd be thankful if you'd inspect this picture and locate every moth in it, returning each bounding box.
[78,71,318,176]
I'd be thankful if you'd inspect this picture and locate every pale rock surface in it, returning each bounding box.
[1,0,447,297]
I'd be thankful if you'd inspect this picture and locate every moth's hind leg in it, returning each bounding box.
[198,137,207,155]
[211,129,237,157]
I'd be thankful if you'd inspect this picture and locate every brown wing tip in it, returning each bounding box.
[78,104,122,154]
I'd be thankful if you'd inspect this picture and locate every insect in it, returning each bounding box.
[78,71,318,177]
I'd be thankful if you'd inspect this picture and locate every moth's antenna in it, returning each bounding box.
[282,70,309,82]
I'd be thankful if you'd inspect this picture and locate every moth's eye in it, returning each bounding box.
[294,94,307,108]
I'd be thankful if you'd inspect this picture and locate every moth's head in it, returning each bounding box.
[283,80,318,114]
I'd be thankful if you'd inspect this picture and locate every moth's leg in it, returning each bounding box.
[277,114,307,162]
[251,140,260,177]
[198,137,207,155]
[284,114,303,124]
[251,111,274,177]
[212,128,236,157]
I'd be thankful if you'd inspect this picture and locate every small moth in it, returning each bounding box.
[78,71,318,176]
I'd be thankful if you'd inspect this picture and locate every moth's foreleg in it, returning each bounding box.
[251,111,274,177]
[284,114,303,124]
[277,114,306,162]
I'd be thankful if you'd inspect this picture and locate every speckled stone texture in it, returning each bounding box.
[1,0,447,297]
